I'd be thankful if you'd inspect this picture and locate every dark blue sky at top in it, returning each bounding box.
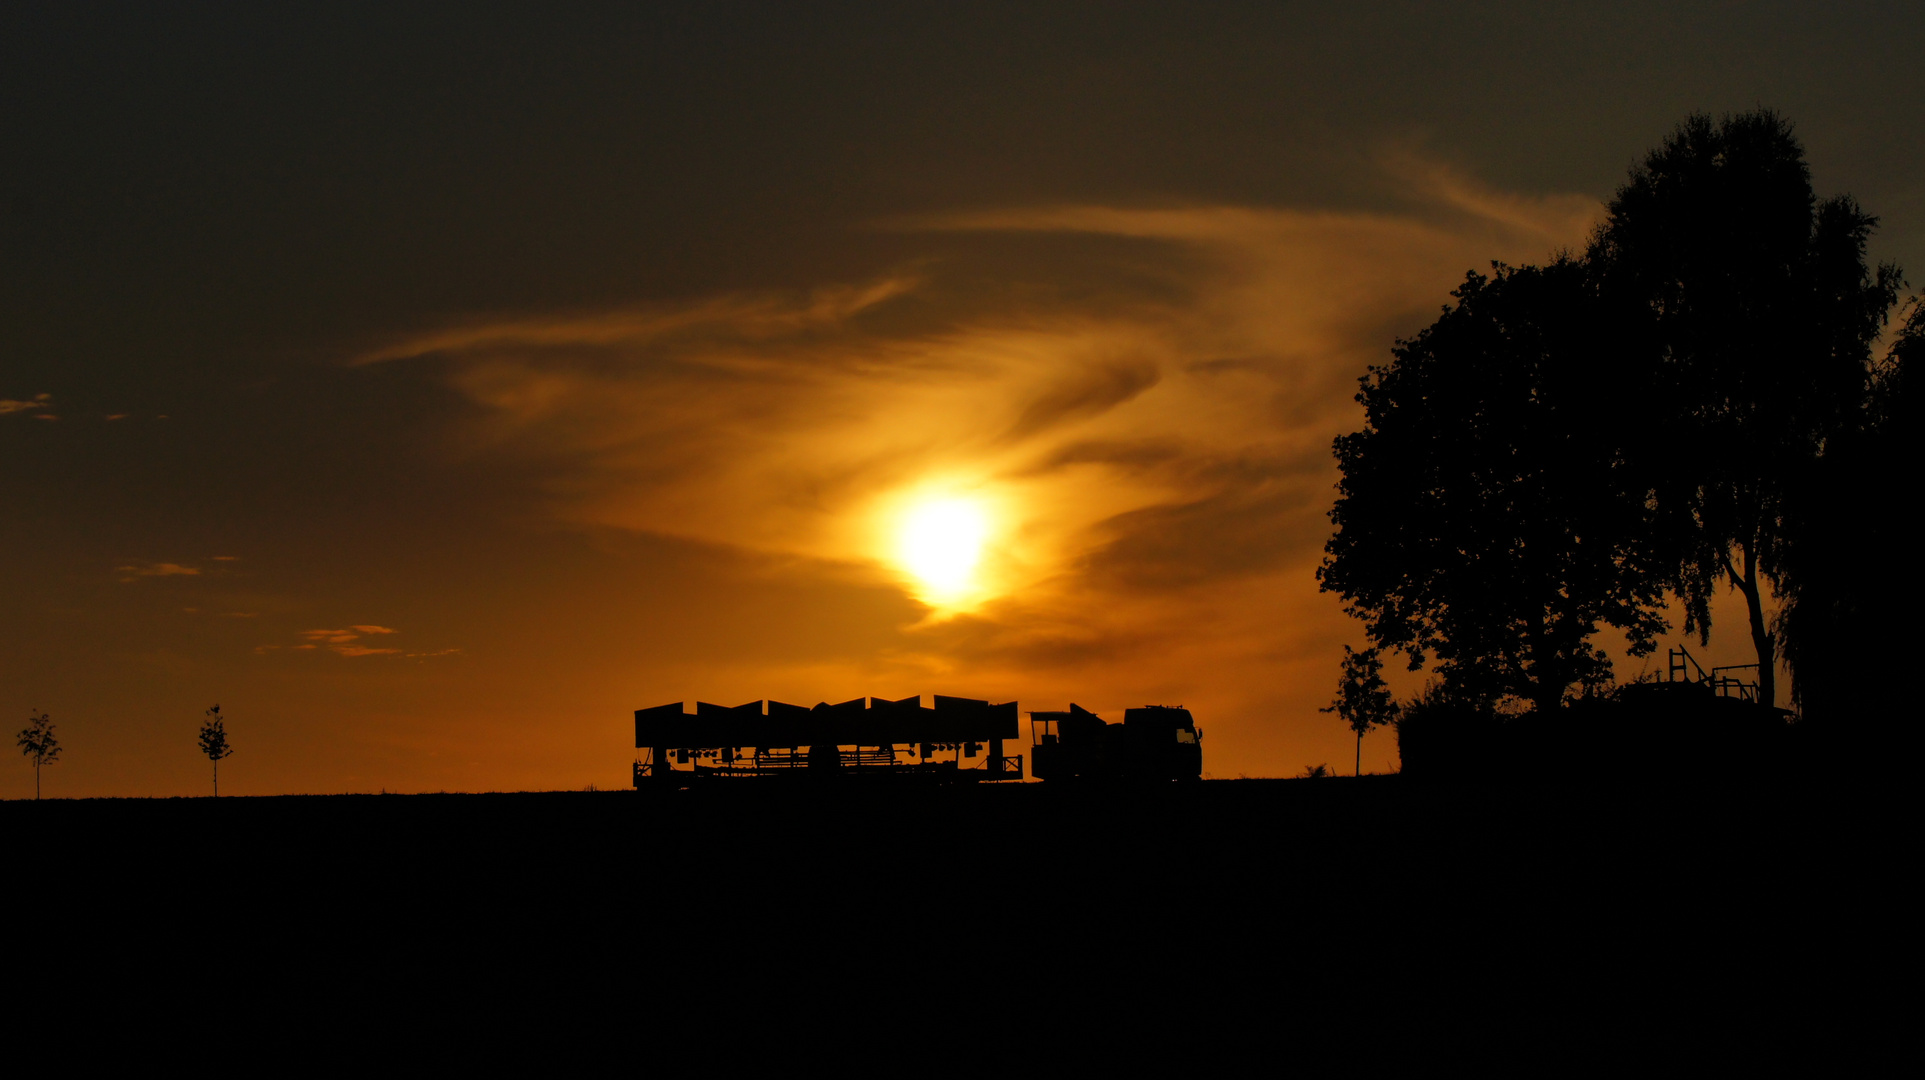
[11,1,1919,537]
[8,3,1920,388]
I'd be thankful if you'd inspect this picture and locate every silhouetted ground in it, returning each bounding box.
[4,775,1888,1063]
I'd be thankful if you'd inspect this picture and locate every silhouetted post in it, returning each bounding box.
[199,704,235,796]
[16,709,60,800]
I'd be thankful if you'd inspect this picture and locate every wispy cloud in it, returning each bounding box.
[1377,147,1605,245]
[117,561,201,583]
[367,161,1597,585]
[331,644,401,657]
[352,156,1600,744]
[998,359,1162,445]
[2,393,55,419]
[260,624,450,659]
[300,626,399,655]
[255,626,402,656]
[354,279,918,366]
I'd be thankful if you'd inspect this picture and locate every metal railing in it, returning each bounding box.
[1668,646,1761,701]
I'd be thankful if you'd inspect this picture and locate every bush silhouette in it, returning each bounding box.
[1394,683,1503,779]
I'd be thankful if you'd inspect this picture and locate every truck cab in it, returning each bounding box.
[1029,704,1202,781]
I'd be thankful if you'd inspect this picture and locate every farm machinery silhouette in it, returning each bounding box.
[633,696,1202,785]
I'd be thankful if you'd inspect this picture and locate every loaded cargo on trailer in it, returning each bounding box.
[633,695,1024,785]
[633,695,1204,785]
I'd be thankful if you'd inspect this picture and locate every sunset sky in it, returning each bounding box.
[6,3,1923,796]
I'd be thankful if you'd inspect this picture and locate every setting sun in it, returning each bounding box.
[897,496,990,605]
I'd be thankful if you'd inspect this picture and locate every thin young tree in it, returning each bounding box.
[199,704,234,797]
[1321,646,1400,777]
[17,709,61,800]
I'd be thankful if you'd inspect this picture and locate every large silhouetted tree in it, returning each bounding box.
[1773,299,1923,728]
[1587,110,1900,708]
[1320,260,1670,715]
[17,709,60,800]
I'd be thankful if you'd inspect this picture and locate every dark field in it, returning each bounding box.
[4,775,1886,1057]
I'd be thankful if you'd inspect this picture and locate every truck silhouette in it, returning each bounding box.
[1028,704,1203,781]
[632,696,1202,784]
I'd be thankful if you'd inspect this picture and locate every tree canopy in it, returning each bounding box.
[1586,109,1900,707]
[1320,259,1670,715]
[1324,110,1903,725]
[1772,299,1923,728]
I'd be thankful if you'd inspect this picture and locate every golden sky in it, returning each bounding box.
[5,5,1920,795]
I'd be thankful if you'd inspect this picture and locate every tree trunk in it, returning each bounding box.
[1525,605,1569,717]
[1535,682,1563,718]
[1355,729,1362,778]
[1736,539,1776,708]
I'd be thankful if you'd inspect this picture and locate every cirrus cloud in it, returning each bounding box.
[117,561,201,583]
[348,154,1603,768]
[257,625,409,657]
[1,392,54,418]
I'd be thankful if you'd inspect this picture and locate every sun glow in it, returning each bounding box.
[896,496,991,606]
